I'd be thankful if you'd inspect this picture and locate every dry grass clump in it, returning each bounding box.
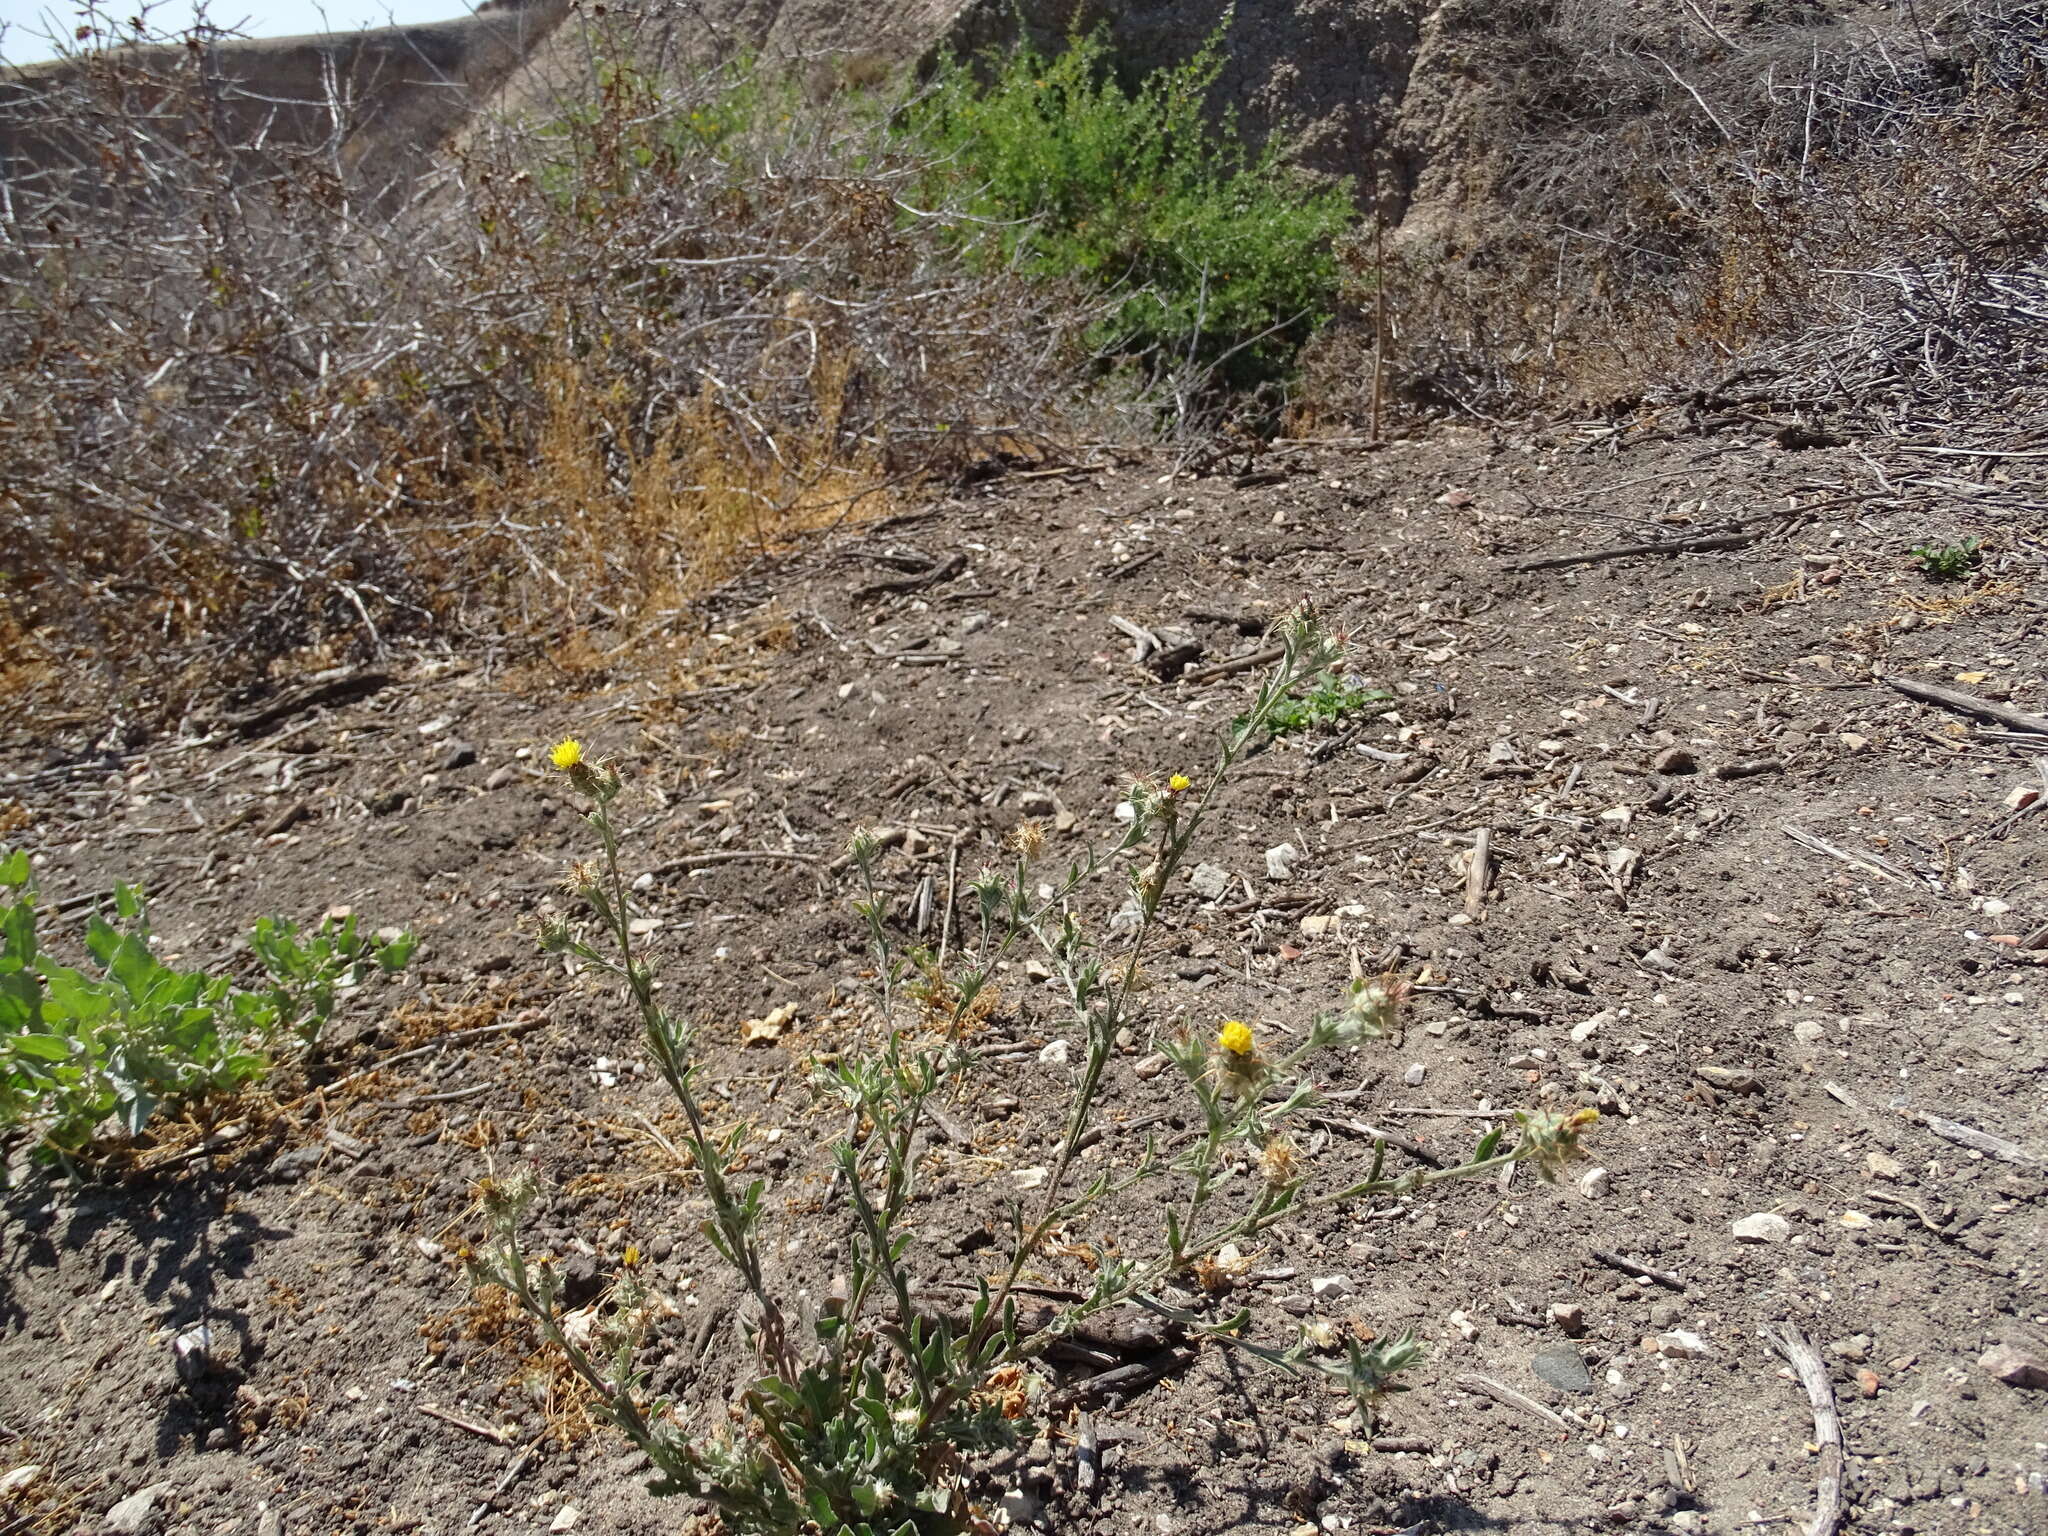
[0,11,1082,725]
[1299,0,2048,430]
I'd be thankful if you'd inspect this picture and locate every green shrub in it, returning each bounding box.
[0,850,414,1163]
[904,24,1354,391]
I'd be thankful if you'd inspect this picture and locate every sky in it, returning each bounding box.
[0,0,469,61]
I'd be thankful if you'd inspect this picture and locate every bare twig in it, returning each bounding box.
[1454,1372,1571,1431]
[1508,515,1792,573]
[1590,1249,1686,1292]
[1883,676,2048,738]
[1761,1324,1844,1536]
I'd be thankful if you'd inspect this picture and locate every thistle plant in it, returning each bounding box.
[467,612,1595,1536]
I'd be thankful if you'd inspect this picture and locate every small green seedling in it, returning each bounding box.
[1240,670,1391,739]
[1912,537,1981,582]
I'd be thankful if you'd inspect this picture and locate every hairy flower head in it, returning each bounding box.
[1259,1135,1299,1187]
[550,738,584,771]
[1217,1019,1254,1056]
[1009,819,1047,861]
[1168,773,1192,794]
[1517,1105,1601,1182]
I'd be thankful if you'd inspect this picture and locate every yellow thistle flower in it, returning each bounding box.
[1217,1019,1254,1056]
[621,1244,641,1267]
[1168,773,1192,793]
[550,738,584,771]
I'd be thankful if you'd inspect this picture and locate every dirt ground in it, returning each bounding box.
[3,418,2045,1536]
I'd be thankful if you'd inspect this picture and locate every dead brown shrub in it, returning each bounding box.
[0,9,1084,726]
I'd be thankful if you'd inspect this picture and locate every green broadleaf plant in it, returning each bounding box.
[0,853,414,1164]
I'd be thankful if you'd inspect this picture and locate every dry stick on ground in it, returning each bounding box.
[1882,675,2048,737]
[1048,1347,1199,1412]
[1917,1113,2039,1165]
[1507,513,1796,573]
[1590,1249,1687,1292]
[1310,1115,1447,1169]
[1180,644,1286,685]
[1781,824,1918,885]
[1455,1373,1570,1432]
[419,1403,513,1445]
[466,1446,538,1532]
[853,551,965,602]
[1892,444,2048,459]
[1763,1324,1845,1536]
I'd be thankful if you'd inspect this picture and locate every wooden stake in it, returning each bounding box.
[1464,827,1492,917]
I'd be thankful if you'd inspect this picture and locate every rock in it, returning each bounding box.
[1856,1368,1881,1397]
[1792,1020,1826,1044]
[550,1506,581,1532]
[1309,1274,1355,1300]
[1265,843,1301,880]
[1653,746,1698,775]
[1448,1308,1478,1341]
[1403,1063,1427,1087]
[1649,1300,1682,1329]
[1569,1012,1611,1044]
[1038,1040,1069,1067]
[0,1466,40,1495]
[1656,1331,1710,1358]
[1695,1063,1761,1094]
[1299,914,1337,937]
[172,1323,213,1382]
[1732,1212,1791,1244]
[1978,1343,2048,1389]
[256,1509,282,1536]
[269,1145,322,1182]
[485,765,516,790]
[1189,862,1233,901]
[437,739,477,771]
[1576,1166,1610,1200]
[1133,1052,1169,1080]
[103,1484,168,1535]
[203,1427,233,1452]
[1548,1303,1587,1337]
[1829,1334,1872,1364]
[997,1490,1041,1526]
[1859,1156,1908,1190]
[1531,1344,1593,1394]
